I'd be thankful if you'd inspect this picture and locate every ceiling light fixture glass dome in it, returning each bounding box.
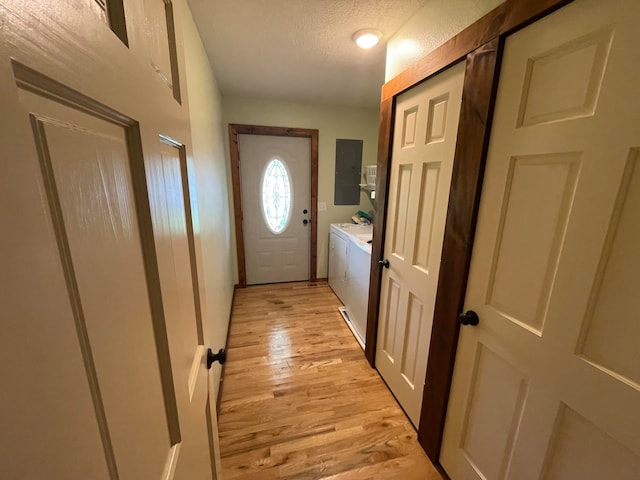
[353,29,382,49]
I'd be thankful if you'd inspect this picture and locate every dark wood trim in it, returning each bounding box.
[310,132,319,282]
[367,0,574,468]
[381,0,573,102]
[106,0,129,47]
[228,126,247,287]
[365,96,394,366]
[419,37,503,462]
[228,124,319,287]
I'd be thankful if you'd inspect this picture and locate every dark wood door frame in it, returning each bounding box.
[228,124,319,288]
[363,0,574,466]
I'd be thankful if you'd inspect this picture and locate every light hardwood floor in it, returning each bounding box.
[218,281,443,480]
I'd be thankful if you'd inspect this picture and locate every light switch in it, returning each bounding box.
[318,201,327,212]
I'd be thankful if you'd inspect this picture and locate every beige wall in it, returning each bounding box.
[385,0,505,81]
[180,2,235,396]
[222,96,379,280]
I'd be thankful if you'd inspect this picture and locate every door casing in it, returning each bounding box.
[228,124,319,288]
[365,0,575,467]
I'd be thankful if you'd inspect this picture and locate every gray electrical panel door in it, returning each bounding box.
[334,139,363,205]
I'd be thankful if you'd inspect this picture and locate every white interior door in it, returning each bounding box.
[0,1,219,478]
[376,62,465,427]
[152,138,222,480]
[239,134,311,285]
[441,1,640,478]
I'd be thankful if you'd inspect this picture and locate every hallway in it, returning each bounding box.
[217,282,443,479]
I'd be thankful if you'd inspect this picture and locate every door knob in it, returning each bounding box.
[303,209,308,214]
[303,219,309,225]
[207,348,226,369]
[379,259,390,268]
[458,310,479,326]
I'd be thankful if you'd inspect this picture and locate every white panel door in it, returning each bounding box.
[376,62,465,426]
[152,138,223,480]
[441,1,640,478]
[239,134,311,285]
[0,1,219,478]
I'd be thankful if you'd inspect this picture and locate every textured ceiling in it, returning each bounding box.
[187,0,427,107]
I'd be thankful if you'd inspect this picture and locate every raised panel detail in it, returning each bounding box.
[91,0,128,46]
[391,164,413,259]
[187,346,204,402]
[517,29,613,127]
[91,0,108,22]
[413,162,440,273]
[402,107,418,148]
[382,278,401,361]
[162,443,181,480]
[154,139,202,363]
[283,249,297,268]
[31,107,173,478]
[400,293,424,389]
[426,93,449,143]
[487,153,580,333]
[461,345,528,480]
[542,405,640,480]
[143,0,181,102]
[258,251,273,269]
[578,151,640,388]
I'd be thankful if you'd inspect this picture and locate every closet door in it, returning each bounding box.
[441,0,640,478]
[0,1,219,478]
[376,62,465,426]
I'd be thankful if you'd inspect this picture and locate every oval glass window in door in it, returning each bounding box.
[261,158,292,234]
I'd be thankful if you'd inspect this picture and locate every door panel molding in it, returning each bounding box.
[419,39,503,460]
[13,59,183,471]
[159,134,205,344]
[228,124,319,287]
[366,0,574,466]
[28,104,121,480]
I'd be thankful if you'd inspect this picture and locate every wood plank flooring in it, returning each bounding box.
[218,281,443,480]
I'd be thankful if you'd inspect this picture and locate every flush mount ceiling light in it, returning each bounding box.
[352,29,382,49]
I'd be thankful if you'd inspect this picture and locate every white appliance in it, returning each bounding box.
[328,223,372,348]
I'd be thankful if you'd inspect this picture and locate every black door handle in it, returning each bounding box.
[379,259,390,268]
[458,310,479,326]
[207,348,226,369]
[303,209,308,214]
[303,219,309,225]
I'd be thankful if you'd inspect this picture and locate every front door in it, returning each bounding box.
[239,134,311,285]
[376,62,465,426]
[0,1,219,478]
[441,0,640,478]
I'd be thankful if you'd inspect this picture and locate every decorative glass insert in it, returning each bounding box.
[261,158,292,234]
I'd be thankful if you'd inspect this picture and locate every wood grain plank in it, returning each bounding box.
[218,282,443,480]
[320,453,441,480]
